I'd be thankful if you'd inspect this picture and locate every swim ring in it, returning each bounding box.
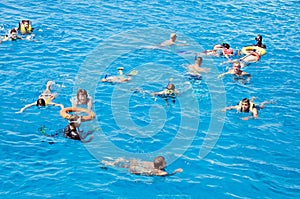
[241,46,266,56]
[60,107,95,121]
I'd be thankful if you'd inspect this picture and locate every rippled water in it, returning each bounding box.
[1,0,299,198]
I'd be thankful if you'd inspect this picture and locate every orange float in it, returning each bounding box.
[60,107,95,122]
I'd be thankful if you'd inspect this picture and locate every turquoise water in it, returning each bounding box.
[1,0,299,198]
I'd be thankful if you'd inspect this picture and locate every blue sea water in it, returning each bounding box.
[0,0,299,198]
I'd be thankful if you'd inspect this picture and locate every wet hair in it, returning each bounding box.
[10,29,17,34]
[22,20,30,24]
[77,89,88,99]
[36,98,46,106]
[167,83,175,90]
[255,34,262,41]
[222,43,230,49]
[153,156,166,169]
[69,115,81,125]
[240,98,251,112]
[195,56,203,62]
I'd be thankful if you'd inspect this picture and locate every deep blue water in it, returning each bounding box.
[0,0,299,198]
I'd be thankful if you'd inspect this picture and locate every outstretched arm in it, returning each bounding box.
[16,102,36,113]
[222,105,238,112]
[49,102,64,109]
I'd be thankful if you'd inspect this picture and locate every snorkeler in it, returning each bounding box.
[151,82,180,105]
[16,81,64,113]
[187,55,210,79]
[218,61,251,78]
[253,34,266,49]
[223,98,272,120]
[71,89,93,110]
[101,67,137,83]
[63,115,94,143]
[102,156,183,176]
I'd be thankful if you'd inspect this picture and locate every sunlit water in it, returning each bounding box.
[0,0,299,198]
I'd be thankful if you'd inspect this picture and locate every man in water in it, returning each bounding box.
[102,156,183,176]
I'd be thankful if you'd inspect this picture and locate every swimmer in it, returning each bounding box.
[63,115,94,143]
[187,55,210,78]
[223,98,272,120]
[203,43,235,58]
[101,67,137,83]
[218,61,251,78]
[253,34,266,49]
[102,156,183,176]
[1,29,23,43]
[151,83,180,105]
[16,81,64,113]
[159,33,187,47]
[71,89,92,110]
[18,20,34,35]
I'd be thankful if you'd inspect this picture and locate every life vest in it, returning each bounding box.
[19,20,33,34]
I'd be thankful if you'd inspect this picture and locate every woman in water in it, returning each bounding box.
[71,89,93,110]
[17,81,64,113]
[223,98,271,120]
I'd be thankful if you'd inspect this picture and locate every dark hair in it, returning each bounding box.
[69,115,81,125]
[222,43,230,49]
[240,98,250,112]
[255,34,262,41]
[36,98,46,106]
[10,29,17,34]
[22,20,30,24]
[167,83,175,90]
[153,156,166,169]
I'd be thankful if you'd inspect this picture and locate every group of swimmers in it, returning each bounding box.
[12,23,272,175]
[0,20,34,43]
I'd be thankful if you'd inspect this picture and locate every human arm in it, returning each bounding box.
[16,102,36,113]
[48,102,64,109]
[218,71,231,78]
[222,105,238,112]
[157,168,183,176]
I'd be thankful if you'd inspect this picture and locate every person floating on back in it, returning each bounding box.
[102,156,183,176]
[101,67,137,83]
[16,81,64,113]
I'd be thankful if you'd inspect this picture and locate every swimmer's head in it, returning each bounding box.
[240,98,251,112]
[255,34,262,42]
[77,89,88,104]
[233,61,241,71]
[69,115,81,126]
[222,43,230,49]
[36,98,46,107]
[170,33,177,41]
[118,67,124,75]
[10,29,18,40]
[195,55,203,65]
[22,20,30,28]
[153,156,166,170]
[166,83,175,90]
